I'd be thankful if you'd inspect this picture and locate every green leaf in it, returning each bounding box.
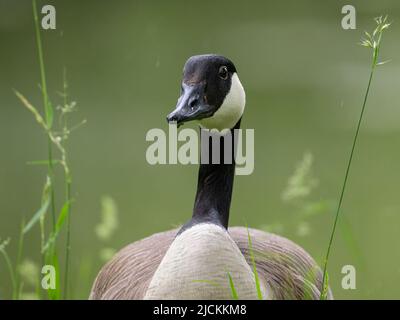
[0,238,17,298]
[227,273,239,300]
[247,227,263,300]
[42,233,56,254]
[56,201,70,233]
[42,200,71,254]
[320,271,329,300]
[23,199,50,234]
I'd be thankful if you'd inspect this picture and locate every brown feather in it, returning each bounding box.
[89,227,332,300]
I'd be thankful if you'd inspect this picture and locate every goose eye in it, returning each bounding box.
[218,66,228,80]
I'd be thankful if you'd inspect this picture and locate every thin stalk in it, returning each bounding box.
[247,228,263,300]
[62,70,72,300]
[63,179,72,299]
[47,141,56,231]
[320,66,374,298]
[14,221,25,300]
[227,273,239,300]
[320,16,390,299]
[1,250,17,300]
[321,65,374,299]
[33,0,56,230]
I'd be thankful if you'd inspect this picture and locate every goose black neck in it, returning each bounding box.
[178,120,241,234]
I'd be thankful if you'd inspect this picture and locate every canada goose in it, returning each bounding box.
[90,54,332,300]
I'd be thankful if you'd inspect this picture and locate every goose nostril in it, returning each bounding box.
[188,97,198,111]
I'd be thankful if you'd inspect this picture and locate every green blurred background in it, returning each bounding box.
[1,0,399,299]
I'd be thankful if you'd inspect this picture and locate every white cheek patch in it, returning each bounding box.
[200,73,246,131]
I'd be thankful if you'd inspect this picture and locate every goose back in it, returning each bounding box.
[89,227,332,300]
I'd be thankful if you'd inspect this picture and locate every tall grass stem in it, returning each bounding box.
[320,16,390,299]
[33,0,57,230]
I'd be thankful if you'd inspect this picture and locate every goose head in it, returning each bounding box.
[167,54,246,131]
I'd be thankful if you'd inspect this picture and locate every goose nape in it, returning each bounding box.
[89,54,333,300]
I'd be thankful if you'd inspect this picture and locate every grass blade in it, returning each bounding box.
[42,201,71,254]
[227,272,239,300]
[32,0,53,128]
[0,239,17,299]
[23,199,50,234]
[56,201,70,233]
[45,250,61,300]
[32,0,57,231]
[320,272,330,300]
[320,16,390,299]
[247,228,263,300]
